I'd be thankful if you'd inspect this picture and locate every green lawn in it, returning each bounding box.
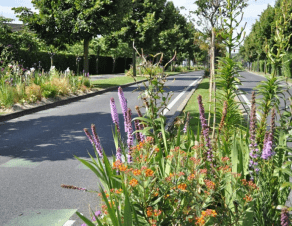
[91,76,146,89]
[182,77,217,130]
[90,70,198,89]
[182,77,246,132]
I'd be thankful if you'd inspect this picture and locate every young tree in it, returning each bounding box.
[194,0,225,126]
[13,0,131,73]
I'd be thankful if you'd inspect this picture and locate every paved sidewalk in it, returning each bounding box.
[90,73,125,80]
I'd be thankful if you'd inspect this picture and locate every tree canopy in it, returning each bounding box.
[13,0,131,73]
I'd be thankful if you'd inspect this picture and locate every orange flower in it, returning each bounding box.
[221,156,230,162]
[119,164,128,172]
[177,172,185,177]
[204,180,215,190]
[196,209,217,225]
[200,169,207,174]
[177,183,187,190]
[113,160,122,169]
[133,169,141,176]
[129,179,138,187]
[147,207,153,217]
[115,189,122,194]
[205,209,217,217]
[145,169,154,177]
[190,157,201,165]
[188,174,196,181]
[195,216,205,225]
[141,166,147,170]
[243,195,253,202]
[155,147,160,152]
[154,209,162,216]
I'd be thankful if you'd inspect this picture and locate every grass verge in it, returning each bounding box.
[91,76,146,89]
[181,77,246,131]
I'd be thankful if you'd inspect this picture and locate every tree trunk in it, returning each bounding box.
[188,55,191,70]
[96,46,100,74]
[208,28,215,127]
[112,57,116,74]
[83,37,90,74]
[132,47,136,77]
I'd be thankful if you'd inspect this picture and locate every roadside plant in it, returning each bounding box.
[255,0,292,144]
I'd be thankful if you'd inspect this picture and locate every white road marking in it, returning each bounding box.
[162,76,203,115]
[63,220,75,226]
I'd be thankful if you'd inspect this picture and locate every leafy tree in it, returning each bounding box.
[158,2,199,70]
[13,0,131,73]
[119,0,167,76]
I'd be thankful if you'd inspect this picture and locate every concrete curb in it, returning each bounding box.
[165,76,204,131]
[0,71,202,123]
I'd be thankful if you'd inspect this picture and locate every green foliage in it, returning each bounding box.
[281,51,292,77]
[216,57,243,144]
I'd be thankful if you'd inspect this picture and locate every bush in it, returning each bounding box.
[50,77,70,96]
[25,83,42,103]
[0,85,18,108]
[41,83,58,98]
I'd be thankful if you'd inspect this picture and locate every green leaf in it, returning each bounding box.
[123,187,133,226]
[75,212,97,226]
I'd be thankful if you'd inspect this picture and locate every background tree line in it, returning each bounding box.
[240,0,292,77]
[0,0,207,75]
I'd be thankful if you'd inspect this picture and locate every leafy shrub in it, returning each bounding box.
[204,68,210,77]
[83,78,91,88]
[50,77,71,96]
[0,85,18,108]
[41,83,58,98]
[25,83,42,103]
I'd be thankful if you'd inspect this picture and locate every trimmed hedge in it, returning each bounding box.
[249,52,292,77]
[17,50,132,75]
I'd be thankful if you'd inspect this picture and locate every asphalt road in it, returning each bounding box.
[238,71,291,123]
[0,71,203,226]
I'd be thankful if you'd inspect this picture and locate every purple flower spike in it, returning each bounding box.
[84,128,94,145]
[110,98,120,132]
[135,106,145,141]
[262,133,274,160]
[127,153,132,163]
[249,92,260,171]
[126,108,134,150]
[197,95,213,162]
[95,210,102,217]
[91,124,103,158]
[281,208,290,226]
[116,147,122,162]
[183,112,190,134]
[118,87,128,132]
[134,120,141,142]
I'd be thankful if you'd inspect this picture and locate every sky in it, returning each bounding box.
[0,0,276,36]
